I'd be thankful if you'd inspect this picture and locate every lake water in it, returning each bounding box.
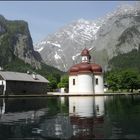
[0,95,140,139]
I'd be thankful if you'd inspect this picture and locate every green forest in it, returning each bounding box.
[108,46,140,71]
[106,47,140,92]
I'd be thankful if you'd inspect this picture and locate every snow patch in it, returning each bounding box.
[40,41,47,45]
[70,34,74,39]
[47,41,61,48]
[52,43,61,48]
[36,47,44,52]
[58,49,63,52]
[54,52,61,60]
[72,53,80,60]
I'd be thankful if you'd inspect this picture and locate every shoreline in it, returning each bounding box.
[0,92,139,98]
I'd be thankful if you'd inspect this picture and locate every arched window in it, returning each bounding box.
[73,79,75,85]
[96,78,98,85]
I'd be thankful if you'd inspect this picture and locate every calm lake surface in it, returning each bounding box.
[0,95,140,139]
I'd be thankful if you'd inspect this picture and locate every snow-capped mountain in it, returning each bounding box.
[35,18,104,71]
[35,3,140,72]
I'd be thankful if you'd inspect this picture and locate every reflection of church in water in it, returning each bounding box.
[40,96,105,139]
[69,96,105,139]
[68,48,104,94]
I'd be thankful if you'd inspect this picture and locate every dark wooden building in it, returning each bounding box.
[0,71,49,95]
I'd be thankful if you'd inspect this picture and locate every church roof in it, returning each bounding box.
[69,62,102,75]
[69,48,102,75]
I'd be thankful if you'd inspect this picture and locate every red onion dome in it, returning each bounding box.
[78,62,92,73]
[81,48,90,56]
[91,63,102,74]
[68,64,79,75]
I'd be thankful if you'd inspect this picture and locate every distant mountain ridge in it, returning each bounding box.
[35,2,140,72]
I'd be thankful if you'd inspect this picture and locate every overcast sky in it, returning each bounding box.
[0,1,136,44]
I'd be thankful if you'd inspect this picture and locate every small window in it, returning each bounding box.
[96,78,98,85]
[73,79,75,85]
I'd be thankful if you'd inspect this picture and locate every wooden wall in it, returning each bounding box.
[5,81,48,95]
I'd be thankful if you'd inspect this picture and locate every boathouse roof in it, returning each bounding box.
[0,71,49,83]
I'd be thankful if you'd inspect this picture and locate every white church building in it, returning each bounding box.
[68,48,104,94]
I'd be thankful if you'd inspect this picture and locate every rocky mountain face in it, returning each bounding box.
[0,15,42,69]
[91,4,140,71]
[35,3,140,72]
[35,18,104,71]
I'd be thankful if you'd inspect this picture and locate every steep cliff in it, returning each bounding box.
[0,15,42,69]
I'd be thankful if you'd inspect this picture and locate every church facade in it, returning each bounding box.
[68,48,104,94]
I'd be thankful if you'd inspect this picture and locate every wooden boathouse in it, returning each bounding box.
[0,71,49,95]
